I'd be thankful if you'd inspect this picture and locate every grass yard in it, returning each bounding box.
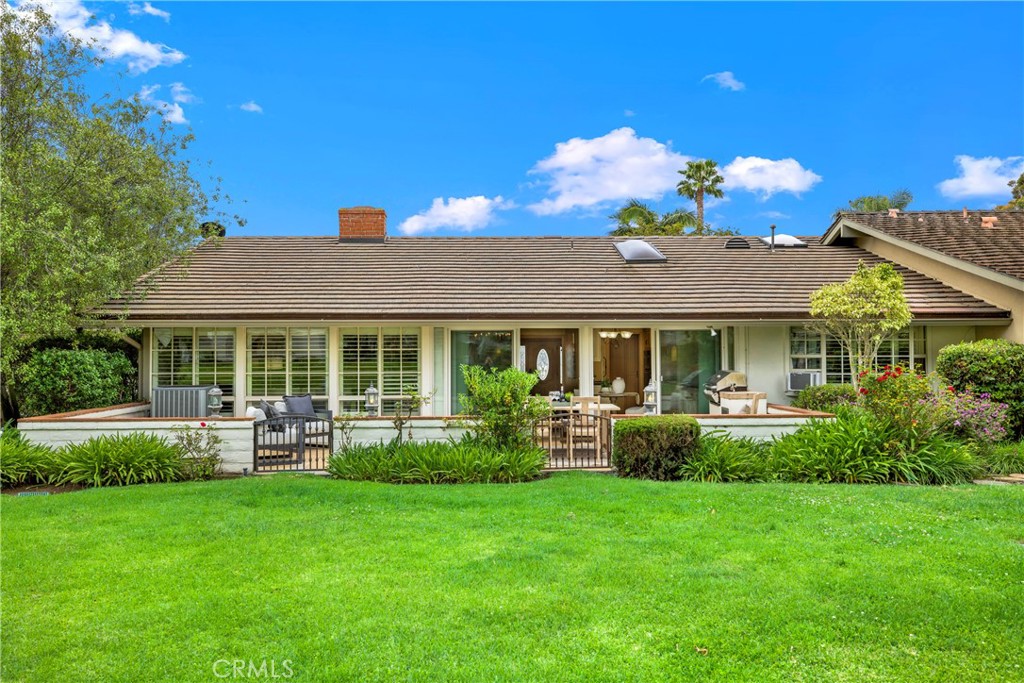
[2,474,1023,682]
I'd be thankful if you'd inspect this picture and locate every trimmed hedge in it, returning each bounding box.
[937,340,1024,438]
[612,415,700,481]
[15,348,136,417]
[792,383,858,413]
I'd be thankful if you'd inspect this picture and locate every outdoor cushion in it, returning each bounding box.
[284,394,317,417]
[245,406,268,422]
[260,399,281,419]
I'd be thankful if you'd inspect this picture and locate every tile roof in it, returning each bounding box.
[100,235,1009,323]
[837,210,1024,281]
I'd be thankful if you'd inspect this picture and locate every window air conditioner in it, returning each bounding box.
[787,371,823,393]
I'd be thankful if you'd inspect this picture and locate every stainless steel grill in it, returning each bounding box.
[702,371,747,408]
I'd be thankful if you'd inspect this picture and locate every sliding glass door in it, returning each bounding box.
[658,330,721,414]
[450,330,513,413]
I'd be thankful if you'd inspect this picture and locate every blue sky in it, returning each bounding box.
[27,1,1024,237]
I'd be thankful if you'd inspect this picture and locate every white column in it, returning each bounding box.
[579,326,594,395]
[233,326,246,417]
[328,326,340,416]
[420,325,433,416]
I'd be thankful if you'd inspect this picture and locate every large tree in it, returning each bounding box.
[676,159,725,229]
[809,262,913,391]
[996,172,1024,210]
[839,189,914,214]
[0,8,238,386]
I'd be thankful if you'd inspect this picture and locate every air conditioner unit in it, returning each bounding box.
[787,371,822,393]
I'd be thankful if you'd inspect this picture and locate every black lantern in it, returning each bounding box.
[643,379,657,414]
[364,382,379,417]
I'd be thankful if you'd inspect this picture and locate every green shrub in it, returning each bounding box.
[15,348,136,417]
[459,366,550,450]
[613,415,700,481]
[792,383,858,412]
[327,435,547,484]
[981,441,1024,476]
[679,431,769,482]
[770,409,980,485]
[0,429,57,488]
[937,339,1024,439]
[53,433,181,487]
[172,424,223,481]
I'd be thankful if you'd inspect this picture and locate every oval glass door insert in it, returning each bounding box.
[536,349,550,380]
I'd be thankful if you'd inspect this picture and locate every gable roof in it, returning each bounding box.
[100,235,1009,323]
[827,210,1024,282]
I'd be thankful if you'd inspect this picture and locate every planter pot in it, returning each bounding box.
[612,377,626,394]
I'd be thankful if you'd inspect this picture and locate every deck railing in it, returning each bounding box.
[253,412,334,472]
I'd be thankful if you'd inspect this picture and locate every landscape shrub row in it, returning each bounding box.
[327,434,547,484]
[0,426,222,488]
[612,407,1015,486]
[937,339,1024,439]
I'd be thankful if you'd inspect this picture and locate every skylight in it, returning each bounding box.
[758,234,807,248]
[614,239,667,263]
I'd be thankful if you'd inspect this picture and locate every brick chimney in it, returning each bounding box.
[338,206,387,241]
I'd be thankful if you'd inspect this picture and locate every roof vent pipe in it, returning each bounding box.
[887,208,899,218]
[962,207,968,219]
[769,224,776,252]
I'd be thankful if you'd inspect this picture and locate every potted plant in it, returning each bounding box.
[600,378,611,395]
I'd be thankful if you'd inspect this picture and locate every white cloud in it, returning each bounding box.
[937,155,1024,199]
[169,82,194,104]
[138,84,187,124]
[527,127,691,215]
[758,210,791,219]
[722,156,822,199]
[127,2,170,21]
[399,196,515,235]
[19,0,185,72]
[240,101,263,114]
[624,109,636,117]
[701,71,745,92]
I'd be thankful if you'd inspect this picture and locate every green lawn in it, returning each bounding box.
[2,474,1023,682]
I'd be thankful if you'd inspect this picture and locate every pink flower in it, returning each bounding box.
[200,422,207,427]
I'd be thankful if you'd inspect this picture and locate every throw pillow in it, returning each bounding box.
[284,393,317,417]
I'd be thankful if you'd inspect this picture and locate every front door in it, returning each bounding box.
[523,336,563,395]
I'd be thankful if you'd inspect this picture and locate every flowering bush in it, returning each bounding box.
[857,365,951,435]
[172,422,223,481]
[946,391,1010,445]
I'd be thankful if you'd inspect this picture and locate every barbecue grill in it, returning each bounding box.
[703,371,747,411]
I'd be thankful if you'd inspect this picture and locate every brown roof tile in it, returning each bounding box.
[100,235,1010,322]
[838,210,1024,281]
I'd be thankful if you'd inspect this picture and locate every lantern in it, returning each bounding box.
[643,379,657,415]
[207,386,223,417]
[364,382,379,417]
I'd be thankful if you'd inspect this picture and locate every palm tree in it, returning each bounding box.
[676,159,725,229]
[840,189,914,214]
[609,199,699,236]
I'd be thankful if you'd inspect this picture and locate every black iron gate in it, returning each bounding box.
[254,413,334,472]
[533,412,612,469]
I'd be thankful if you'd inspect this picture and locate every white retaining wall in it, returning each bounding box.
[20,405,829,474]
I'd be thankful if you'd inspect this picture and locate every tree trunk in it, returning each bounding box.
[696,190,704,228]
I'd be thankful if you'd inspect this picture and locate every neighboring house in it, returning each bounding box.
[98,207,1020,418]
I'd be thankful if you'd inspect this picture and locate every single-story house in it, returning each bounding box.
[95,206,1021,418]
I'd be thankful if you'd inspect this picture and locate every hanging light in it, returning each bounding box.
[364,382,379,417]
[598,331,609,339]
[643,379,658,415]
[620,330,633,339]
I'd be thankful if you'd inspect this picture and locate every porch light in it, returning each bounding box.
[207,386,223,417]
[364,383,379,417]
[643,379,657,415]
[620,330,633,339]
